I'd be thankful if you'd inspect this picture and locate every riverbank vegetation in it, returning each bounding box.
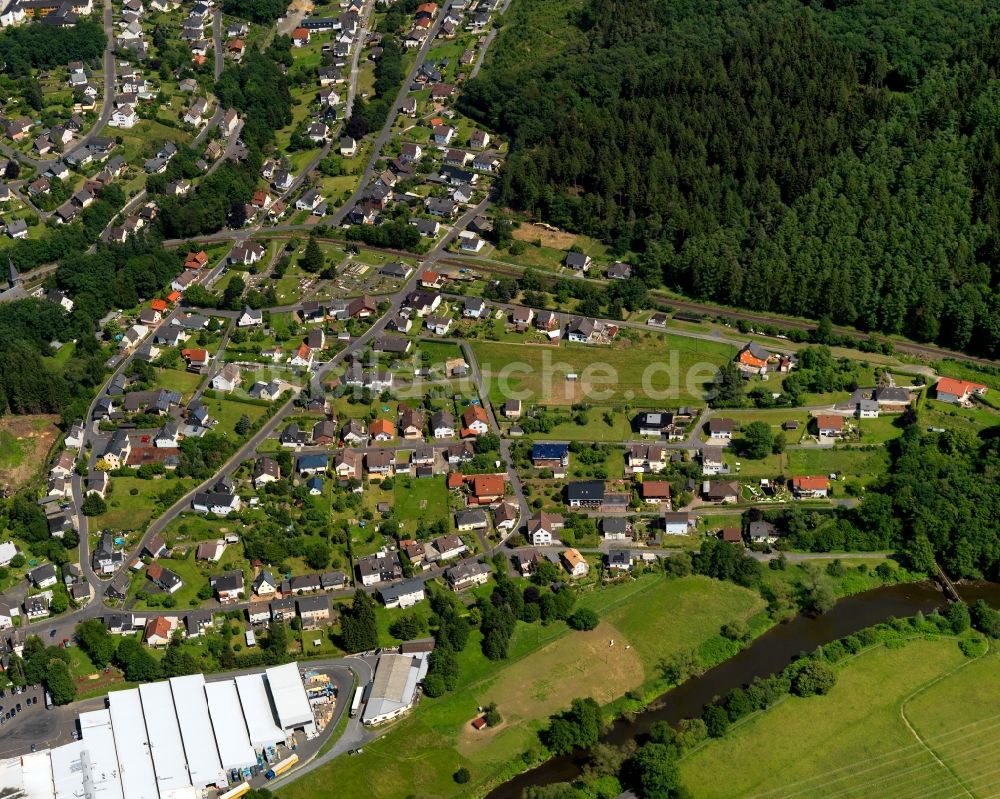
[678,618,992,798]
[463,0,1000,358]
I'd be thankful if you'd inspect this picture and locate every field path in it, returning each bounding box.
[898,642,991,799]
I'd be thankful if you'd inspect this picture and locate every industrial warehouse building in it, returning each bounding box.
[362,652,429,726]
[0,664,315,799]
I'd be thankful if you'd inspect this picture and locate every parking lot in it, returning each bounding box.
[0,684,101,759]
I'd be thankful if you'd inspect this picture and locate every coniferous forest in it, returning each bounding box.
[461,0,1000,357]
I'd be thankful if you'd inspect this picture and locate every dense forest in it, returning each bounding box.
[462,0,1000,357]
[0,19,105,74]
[0,241,181,419]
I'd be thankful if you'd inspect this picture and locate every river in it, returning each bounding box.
[486,579,1000,798]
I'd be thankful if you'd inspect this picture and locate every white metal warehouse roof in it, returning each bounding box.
[265,663,314,730]
[138,681,192,795]
[363,654,420,725]
[235,673,285,749]
[205,680,258,772]
[21,750,54,799]
[79,709,125,799]
[169,674,225,787]
[108,689,159,799]
[49,740,85,799]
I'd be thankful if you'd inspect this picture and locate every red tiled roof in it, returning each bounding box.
[936,377,987,398]
[792,476,830,491]
[472,474,504,498]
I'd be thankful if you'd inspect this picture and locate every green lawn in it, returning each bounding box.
[857,414,907,444]
[786,447,890,485]
[922,398,1000,434]
[95,477,197,531]
[469,333,735,407]
[153,368,203,402]
[679,637,977,799]
[526,406,635,442]
[282,574,764,799]
[394,477,451,536]
[725,408,810,444]
[202,395,271,436]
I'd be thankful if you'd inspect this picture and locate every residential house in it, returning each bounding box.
[532,443,569,477]
[601,517,629,541]
[561,548,588,578]
[210,570,245,603]
[565,252,592,271]
[341,419,368,446]
[431,535,468,561]
[29,564,58,589]
[369,418,394,441]
[461,405,489,437]
[702,480,741,503]
[749,520,779,545]
[195,540,225,562]
[935,377,987,405]
[663,512,691,536]
[432,410,456,439]
[527,511,563,546]
[297,595,330,629]
[814,414,845,438]
[455,508,489,532]
[143,616,173,647]
[296,453,329,476]
[493,503,518,534]
[566,480,605,508]
[366,449,395,479]
[640,481,672,504]
[446,560,490,592]
[708,418,735,441]
[146,563,183,594]
[357,550,403,586]
[701,445,726,476]
[791,475,830,498]
[380,579,425,609]
[398,406,424,439]
[210,363,241,393]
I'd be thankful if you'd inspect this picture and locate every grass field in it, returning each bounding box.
[679,637,992,799]
[725,408,810,444]
[394,478,451,536]
[282,575,764,799]
[469,333,734,406]
[786,446,890,484]
[153,368,203,402]
[95,477,197,531]
[202,395,270,436]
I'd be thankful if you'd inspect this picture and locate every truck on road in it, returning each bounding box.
[264,754,298,780]
[350,686,364,717]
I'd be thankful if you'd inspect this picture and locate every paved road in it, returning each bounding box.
[327,2,448,226]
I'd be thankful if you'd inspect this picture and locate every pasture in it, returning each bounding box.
[469,333,735,406]
[679,637,989,799]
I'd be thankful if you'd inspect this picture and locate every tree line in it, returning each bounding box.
[461,0,1000,358]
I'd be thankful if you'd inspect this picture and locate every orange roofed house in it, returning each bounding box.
[167,290,182,304]
[180,348,210,370]
[151,298,169,313]
[291,27,310,46]
[184,250,209,269]
[370,418,395,441]
[470,474,505,505]
[935,377,988,405]
[461,405,489,437]
[791,475,830,498]
[813,414,844,437]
